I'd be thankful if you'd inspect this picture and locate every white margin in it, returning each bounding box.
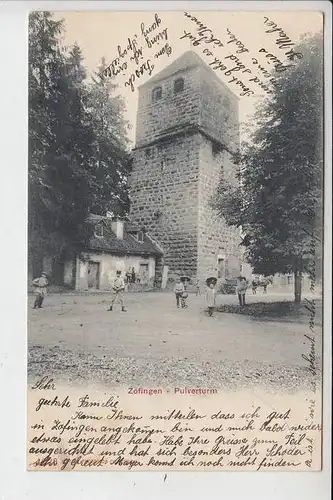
[0,1,331,499]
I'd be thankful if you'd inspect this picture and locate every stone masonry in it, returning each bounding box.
[129,51,242,282]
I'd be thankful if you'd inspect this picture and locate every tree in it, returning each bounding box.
[212,32,323,303]
[85,59,131,216]
[28,13,131,278]
[28,12,69,270]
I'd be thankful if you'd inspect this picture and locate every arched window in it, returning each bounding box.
[174,77,184,93]
[138,230,144,243]
[152,86,162,102]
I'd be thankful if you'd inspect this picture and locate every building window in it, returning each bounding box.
[138,231,144,243]
[174,77,184,93]
[152,86,162,102]
[94,224,103,238]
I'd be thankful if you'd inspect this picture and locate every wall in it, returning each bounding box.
[272,273,321,294]
[197,136,241,281]
[129,133,201,279]
[135,66,202,147]
[74,252,156,291]
[199,66,239,152]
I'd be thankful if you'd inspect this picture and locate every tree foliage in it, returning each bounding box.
[28,12,130,269]
[86,59,131,216]
[212,32,323,302]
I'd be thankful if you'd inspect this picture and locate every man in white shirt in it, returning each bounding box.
[32,272,48,309]
[108,270,126,312]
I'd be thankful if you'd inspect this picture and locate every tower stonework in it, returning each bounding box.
[129,51,242,281]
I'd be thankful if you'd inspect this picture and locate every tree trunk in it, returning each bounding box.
[294,269,302,304]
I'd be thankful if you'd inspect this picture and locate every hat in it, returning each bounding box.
[41,272,47,276]
[206,277,217,286]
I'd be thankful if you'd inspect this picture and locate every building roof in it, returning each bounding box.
[143,51,203,86]
[84,216,163,256]
[139,50,239,101]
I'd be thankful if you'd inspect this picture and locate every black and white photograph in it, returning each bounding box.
[23,7,327,472]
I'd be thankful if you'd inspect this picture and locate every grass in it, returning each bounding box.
[217,300,322,325]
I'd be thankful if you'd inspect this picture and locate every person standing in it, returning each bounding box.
[206,282,216,317]
[131,267,136,284]
[263,279,268,294]
[181,290,188,308]
[252,279,258,295]
[108,270,126,311]
[32,272,48,309]
[174,278,185,308]
[236,276,248,306]
[195,279,201,296]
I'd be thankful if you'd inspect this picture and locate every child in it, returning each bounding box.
[195,279,201,296]
[108,270,126,311]
[181,290,188,308]
[206,282,216,316]
[262,279,268,294]
[174,278,185,308]
[32,272,48,309]
[236,276,248,306]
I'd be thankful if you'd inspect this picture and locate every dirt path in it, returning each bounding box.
[28,292,322,392]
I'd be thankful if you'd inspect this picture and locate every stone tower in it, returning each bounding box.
[129,51,242,281]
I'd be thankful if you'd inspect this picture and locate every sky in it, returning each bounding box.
[53,10,322,145]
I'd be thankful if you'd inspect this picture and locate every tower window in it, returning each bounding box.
[138,231,144,243]
[152,86,162,102]
[174,78,184,93]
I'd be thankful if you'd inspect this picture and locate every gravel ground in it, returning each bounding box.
[28,291,322,393]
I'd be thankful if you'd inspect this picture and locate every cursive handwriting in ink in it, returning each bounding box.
[31,375,56,390]
[28,387,322,471]
[183,12,224,48]
[302,334,317,377]
[263,16,303,61]
[35,395,71,412]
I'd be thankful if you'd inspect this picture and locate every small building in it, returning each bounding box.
[63,215,163,291]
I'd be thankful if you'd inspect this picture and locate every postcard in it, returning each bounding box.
[24,7,327,472]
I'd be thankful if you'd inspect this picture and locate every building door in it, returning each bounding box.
[88,261,100,289]
[217,258,225,279]
[139,263,149,283]
[71,258,77,289]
